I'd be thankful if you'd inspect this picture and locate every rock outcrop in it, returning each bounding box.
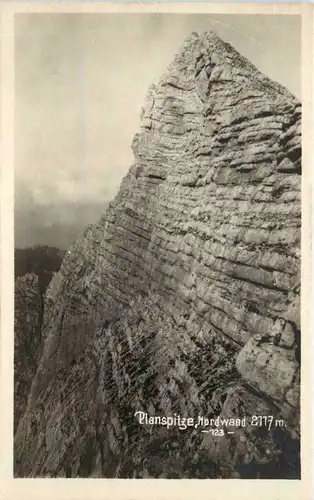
[14,273,43,433]
[14,32,301,478]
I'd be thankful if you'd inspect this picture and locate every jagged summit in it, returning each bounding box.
[150,30,296,109]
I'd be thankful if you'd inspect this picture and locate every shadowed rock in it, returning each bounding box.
[14,274,42,432]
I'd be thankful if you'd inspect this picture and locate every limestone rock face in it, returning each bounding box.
[14,32,301,478]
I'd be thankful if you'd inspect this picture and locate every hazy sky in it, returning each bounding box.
[15,14,301,249]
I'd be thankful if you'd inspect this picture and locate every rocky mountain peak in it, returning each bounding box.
[14,31,301,479]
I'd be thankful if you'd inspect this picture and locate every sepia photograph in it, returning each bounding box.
[12,9,302,482]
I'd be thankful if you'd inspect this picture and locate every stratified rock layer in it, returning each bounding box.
[14,32,301,478]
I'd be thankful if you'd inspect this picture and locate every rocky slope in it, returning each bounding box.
[14,274,43,433]
[14,31,301,478]
[14,247,65,432]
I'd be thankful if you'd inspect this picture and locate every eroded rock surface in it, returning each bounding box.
[14,32,301,478]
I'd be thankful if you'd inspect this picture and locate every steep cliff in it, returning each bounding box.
[14,31,301,478]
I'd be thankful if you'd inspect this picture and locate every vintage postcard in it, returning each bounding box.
[0,2,313,499]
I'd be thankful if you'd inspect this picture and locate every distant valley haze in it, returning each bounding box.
[15,13,301,250]
[15,201,108,250]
